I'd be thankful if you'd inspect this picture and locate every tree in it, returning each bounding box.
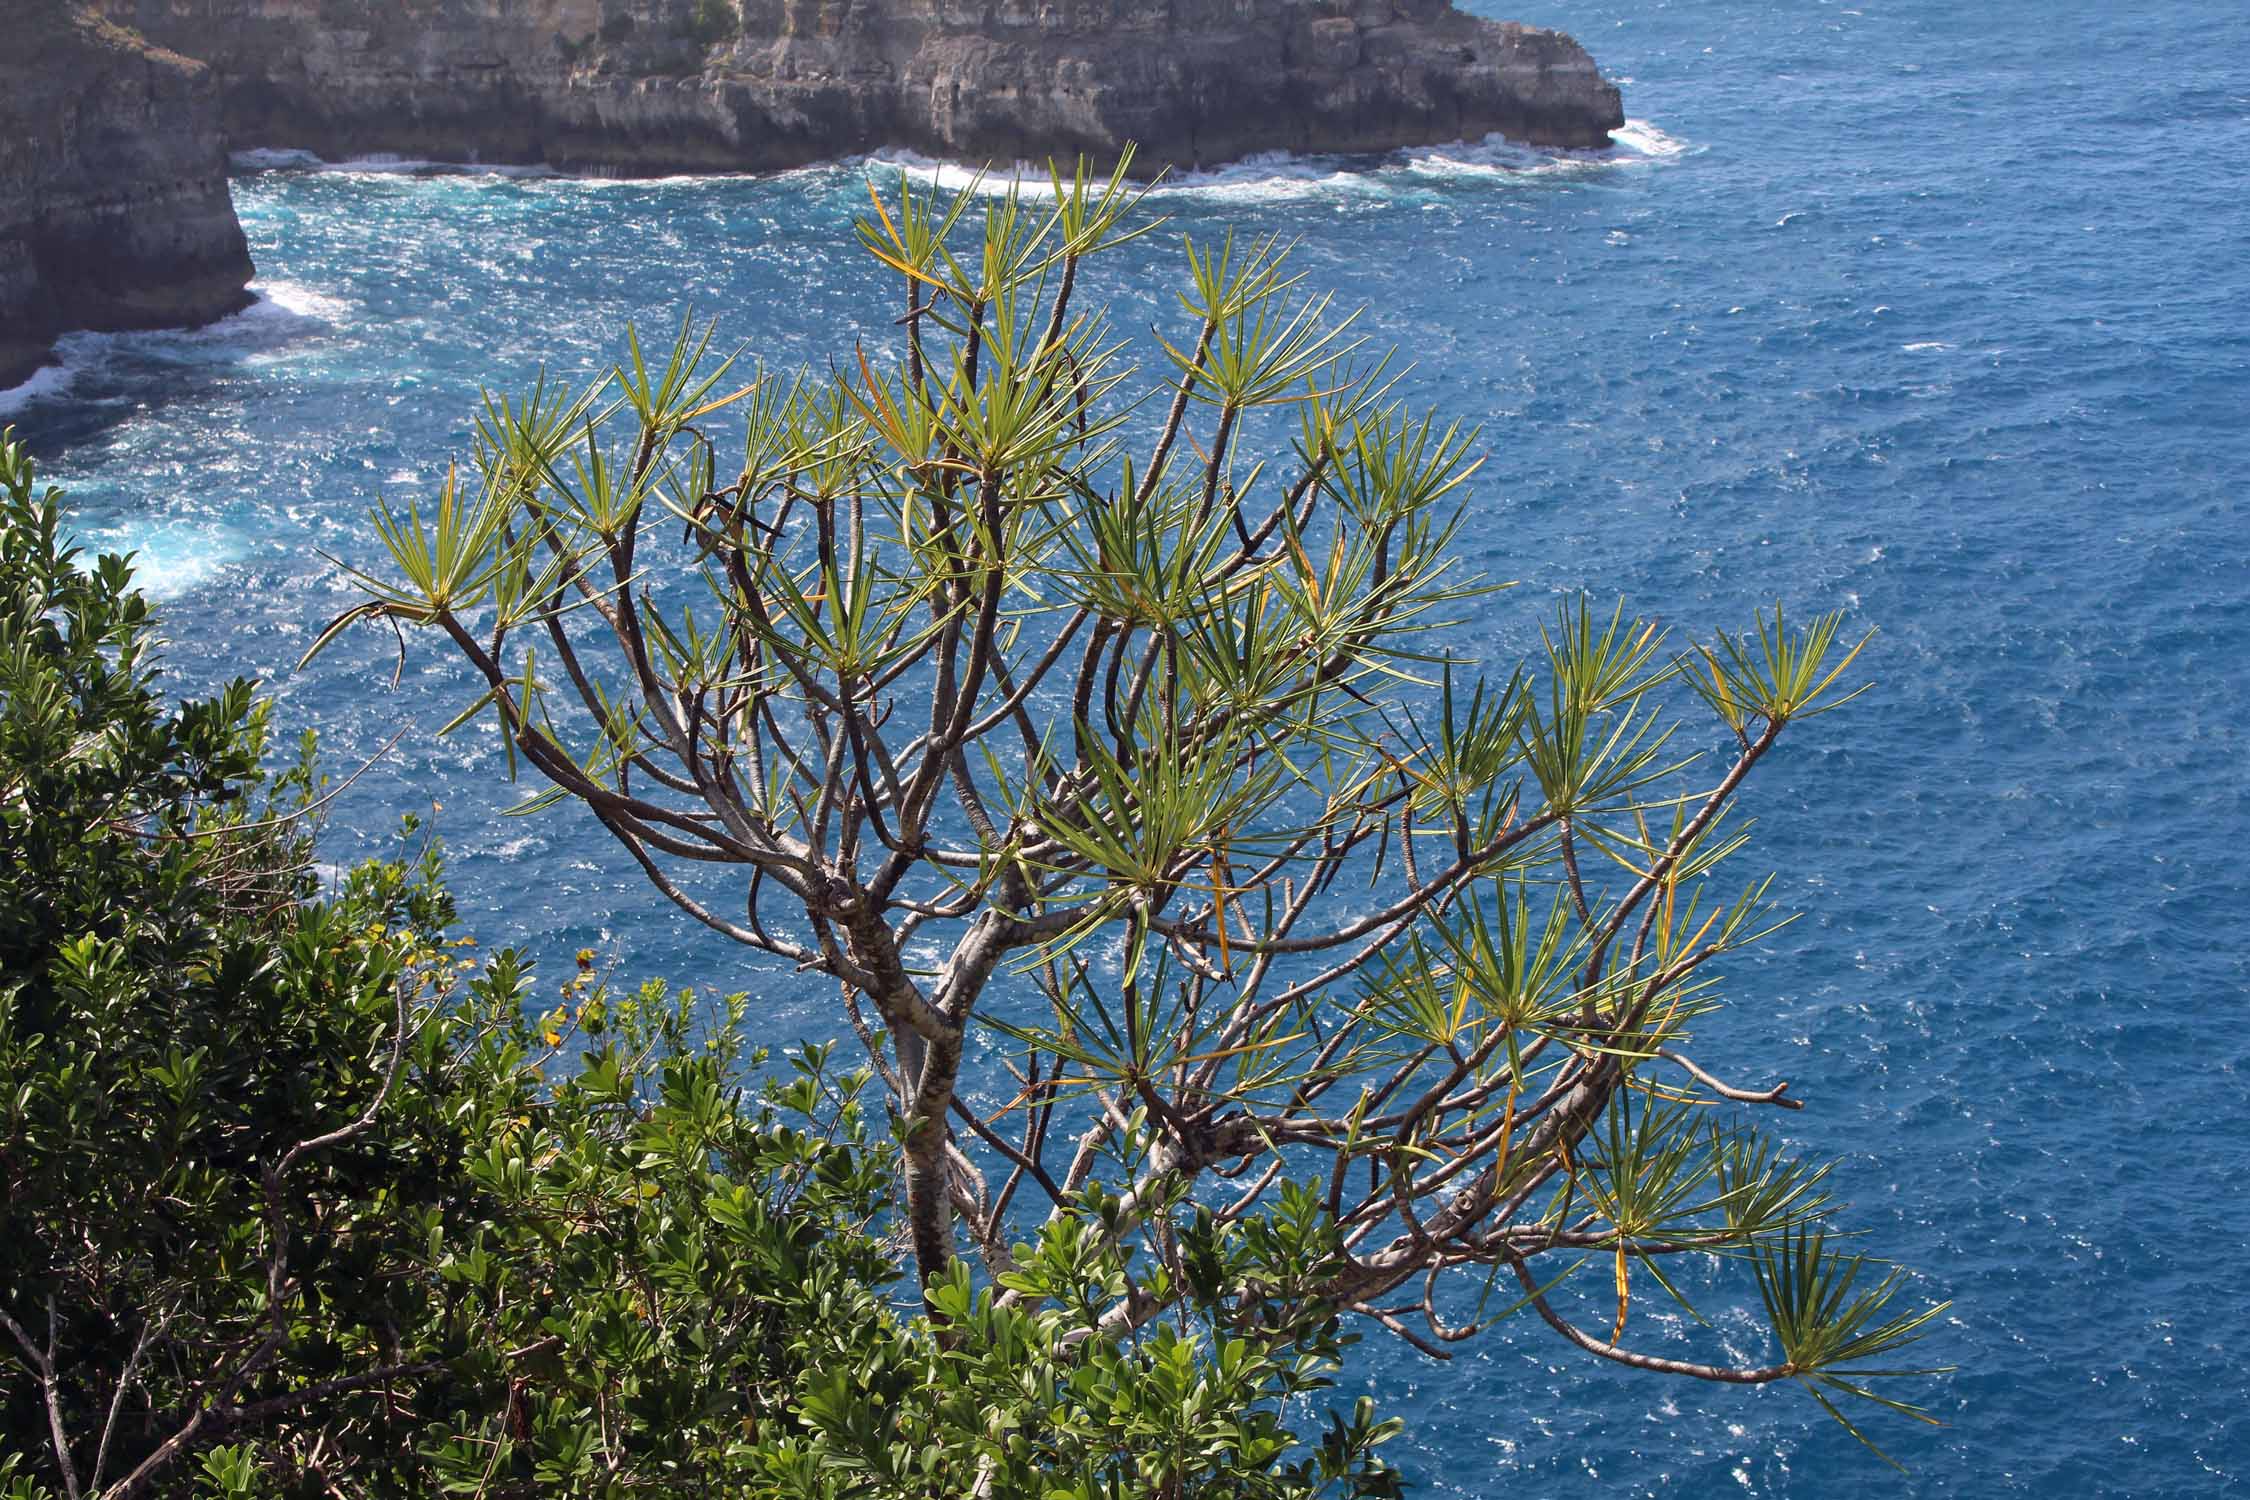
[0,428,1406,1499]
[314,158,1950,1453]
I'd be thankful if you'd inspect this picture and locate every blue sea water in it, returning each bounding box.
[8,0,2249,1492]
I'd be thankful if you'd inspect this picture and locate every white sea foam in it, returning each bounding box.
[1391,135,1573,182]
[233,118,1691,207]
[0,331,135,419]
[86,285,338,362]
[247,279,351,327]
[2,331,264,592]
[0,360,79,417]
[94,520,244,597]
[860,145,1331,202]
[862,117,1691,205]
[1609,119,1690,159]
[0,282,339,420]
[1161,156,1386,204]
[860,149,1067,197]
[328,152,444,174]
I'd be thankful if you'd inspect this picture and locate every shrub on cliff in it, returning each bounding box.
[0,428,458,1494]
[312,158,1950,1460]
[686,0,740,48]
[0,431,1403,1498]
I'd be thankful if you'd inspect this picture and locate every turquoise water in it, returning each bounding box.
[9,0,2249,1492]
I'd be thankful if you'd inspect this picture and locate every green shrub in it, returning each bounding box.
[684,0,737,48]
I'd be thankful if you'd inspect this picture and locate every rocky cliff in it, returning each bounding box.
[1,6,255,391]
[85,0,1624,175]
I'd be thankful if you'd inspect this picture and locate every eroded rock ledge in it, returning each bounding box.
[87,0,1625,176]
[1,6,254,391]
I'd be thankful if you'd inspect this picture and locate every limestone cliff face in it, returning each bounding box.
[0,6,255,390]
[86,0,1623,175]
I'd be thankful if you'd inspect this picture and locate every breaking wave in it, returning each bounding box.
[0,280,343,419]
[862,119,1693,203]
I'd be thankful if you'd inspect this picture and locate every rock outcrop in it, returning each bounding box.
[0,6,255,391]
[86,0,1624,176]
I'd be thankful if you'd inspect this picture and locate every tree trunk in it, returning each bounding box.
[900,1020,963,1290]
[842,903,966,1292]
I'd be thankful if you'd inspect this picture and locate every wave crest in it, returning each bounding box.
[229,118,1693,204]
[0,281,341,418]
[863,119,1691,205]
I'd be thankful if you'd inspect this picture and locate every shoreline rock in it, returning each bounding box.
[0,7,255,392]
[87,0,1624,179]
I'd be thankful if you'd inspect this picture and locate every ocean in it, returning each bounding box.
[6,0,2246,1492]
